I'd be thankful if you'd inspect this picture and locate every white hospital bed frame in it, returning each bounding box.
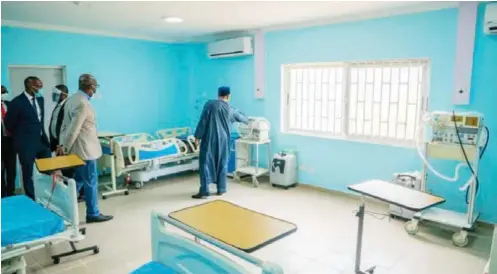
[147,211,283,274]
[108,128,199,190]
[1,172,99,273]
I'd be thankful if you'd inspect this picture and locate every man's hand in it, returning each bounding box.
[55,146,65,156]
[53,170,63,177]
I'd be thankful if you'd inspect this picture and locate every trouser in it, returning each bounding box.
[1,137,17,198]
[18,146,51,200]
[73,160,100,217]
[199,158,228,195]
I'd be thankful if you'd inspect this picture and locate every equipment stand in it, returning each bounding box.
[354,201,376,274]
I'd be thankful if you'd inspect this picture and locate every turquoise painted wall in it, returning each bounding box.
[2,4,495,222]
[1,26,194,134]
[199,6,497,222]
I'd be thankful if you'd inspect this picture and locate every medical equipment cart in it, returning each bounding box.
[406,112,487,247]
[234,139,271,187]
[98,132,129,199]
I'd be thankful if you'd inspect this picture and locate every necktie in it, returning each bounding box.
[32,97,38,119]
[2,103,9,136]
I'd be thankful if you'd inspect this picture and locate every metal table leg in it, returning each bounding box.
[253,143,260,187]
[101,153,129,199]
[355,200,376,274]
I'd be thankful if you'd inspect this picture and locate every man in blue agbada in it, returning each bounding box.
[192,86,248,199]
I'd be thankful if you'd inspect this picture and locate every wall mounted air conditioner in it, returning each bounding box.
[207,37,253,59]
[484,3,497,35]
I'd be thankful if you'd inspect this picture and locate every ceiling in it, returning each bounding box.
[1,1,457,42]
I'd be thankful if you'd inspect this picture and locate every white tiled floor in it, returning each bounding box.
[22,173,491,274]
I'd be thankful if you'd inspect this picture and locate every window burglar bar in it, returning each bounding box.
[283,59,429,147]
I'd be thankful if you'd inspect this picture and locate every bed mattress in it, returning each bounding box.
[1,195,65,247]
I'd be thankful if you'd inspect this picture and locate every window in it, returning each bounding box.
[281,60,429,147]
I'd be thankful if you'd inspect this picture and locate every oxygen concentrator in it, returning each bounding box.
[404,111,489,247]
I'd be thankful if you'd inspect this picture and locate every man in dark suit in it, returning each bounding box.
[2,85,17,198]
[49,84,69,153]
[4,77,51,200]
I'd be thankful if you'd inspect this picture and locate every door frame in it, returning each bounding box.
[7,65,68,86]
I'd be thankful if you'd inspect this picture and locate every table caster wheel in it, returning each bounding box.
[135,182,143,189]
[124,190,129,195]
[102,195,107,200]
[452,231,469,247]
[93,247,100,254]
[405,220,419,235]
[53,257,60,264]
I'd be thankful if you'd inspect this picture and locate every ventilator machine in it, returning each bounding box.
[238,117,270,142]
[405,111,489,247]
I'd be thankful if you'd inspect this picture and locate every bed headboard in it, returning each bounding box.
[34,172,79,227]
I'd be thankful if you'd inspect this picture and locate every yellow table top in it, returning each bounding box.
[35,155,85,173]
[169,200,297,253]
[348,180,445,212]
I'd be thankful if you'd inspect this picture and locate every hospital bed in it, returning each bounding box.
[108,128,199,190]
[1,155,99,274]
[132,200,296,274]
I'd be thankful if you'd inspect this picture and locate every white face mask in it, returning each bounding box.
[1,93,7,100]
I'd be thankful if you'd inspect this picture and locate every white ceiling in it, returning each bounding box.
[1,1,457,42]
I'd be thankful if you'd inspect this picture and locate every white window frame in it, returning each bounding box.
[280,59,430,148]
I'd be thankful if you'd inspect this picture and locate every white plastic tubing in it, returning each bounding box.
[415,113,484,191]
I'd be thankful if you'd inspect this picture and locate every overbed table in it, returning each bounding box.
[169,200,297,253]
[97,132,128,199]
[348,180,446,274]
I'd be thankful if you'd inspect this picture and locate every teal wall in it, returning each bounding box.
[1,26,195,134]
[199,5,497,222]
[2,3,496,222]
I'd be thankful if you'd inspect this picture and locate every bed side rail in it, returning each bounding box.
[34,172,79,230]
[127,138,185,165]
[153,212,283,274]
[112,133,155,174]
[156,127,191,139]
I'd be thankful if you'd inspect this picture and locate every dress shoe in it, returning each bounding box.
[86,214,113,223]
[191,193,208,199]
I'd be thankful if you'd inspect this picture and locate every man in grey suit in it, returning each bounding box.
[60,74,112,223]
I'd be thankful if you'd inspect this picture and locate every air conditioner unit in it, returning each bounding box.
[207,37,253,59]
[484,3,497,35]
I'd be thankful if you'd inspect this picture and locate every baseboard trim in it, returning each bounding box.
[295,182,494,227]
